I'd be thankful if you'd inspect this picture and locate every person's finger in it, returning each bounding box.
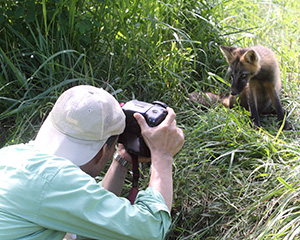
[163,107,176,126]
[117,144,133,162]
[134,113,149,130]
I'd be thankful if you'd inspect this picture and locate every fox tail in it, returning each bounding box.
[189,91,232,108]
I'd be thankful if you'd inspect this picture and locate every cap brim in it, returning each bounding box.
[34,114,106,166]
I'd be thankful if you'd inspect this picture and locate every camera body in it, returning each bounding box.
[118,100,168,157]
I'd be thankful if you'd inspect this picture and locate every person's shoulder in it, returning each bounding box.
[1,142,80,181]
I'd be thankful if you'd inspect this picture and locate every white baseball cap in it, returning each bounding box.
[34,85,125,166]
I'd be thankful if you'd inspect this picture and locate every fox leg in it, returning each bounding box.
[246,87,261,128]
[267,88,290,129]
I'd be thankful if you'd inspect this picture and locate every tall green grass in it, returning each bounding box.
[168,0,300,239]
[0,0,225,145]
[0,0,299,239]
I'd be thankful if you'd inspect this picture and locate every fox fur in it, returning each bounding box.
[189,45,290,129]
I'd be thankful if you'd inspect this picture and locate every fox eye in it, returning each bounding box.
[241,74,248,79]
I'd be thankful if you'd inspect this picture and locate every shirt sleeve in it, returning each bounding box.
[36,165,171,240]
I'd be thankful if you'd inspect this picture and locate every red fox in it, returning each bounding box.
[189,45,290,129]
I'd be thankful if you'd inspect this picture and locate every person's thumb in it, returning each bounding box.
[134,113,148,131]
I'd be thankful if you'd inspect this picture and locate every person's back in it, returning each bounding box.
[0,143,71,239]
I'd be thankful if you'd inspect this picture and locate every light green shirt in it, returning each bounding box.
[0,143,171,240]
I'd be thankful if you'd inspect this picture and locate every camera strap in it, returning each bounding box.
[128,154,140,204]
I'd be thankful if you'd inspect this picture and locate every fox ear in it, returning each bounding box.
[220,46,236,63]
[243,50,260,65]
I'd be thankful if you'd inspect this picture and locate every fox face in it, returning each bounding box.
[220,46,261,95]
[230,69,250,95]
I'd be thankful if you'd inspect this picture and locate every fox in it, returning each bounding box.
[189,45,290,129]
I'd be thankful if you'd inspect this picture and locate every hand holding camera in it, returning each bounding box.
[118,99,184,159]
[134,107,184,159]
[117,99,184,208]
[118,100,168,157]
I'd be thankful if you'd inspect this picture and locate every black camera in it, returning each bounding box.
[118,100,168,157]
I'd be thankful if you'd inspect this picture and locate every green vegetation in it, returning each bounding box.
[0,0,299,239]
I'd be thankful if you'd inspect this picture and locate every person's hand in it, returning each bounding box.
[116,144,151,163]
[116,144,132,163]
[134,107,184,163]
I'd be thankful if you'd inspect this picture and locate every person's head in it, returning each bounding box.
[35,85,125,174]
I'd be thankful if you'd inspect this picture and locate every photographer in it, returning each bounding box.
[0,85,184,240]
